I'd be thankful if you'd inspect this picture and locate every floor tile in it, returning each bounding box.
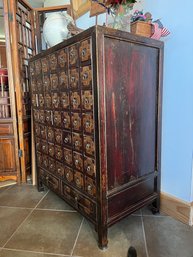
[144,216,193,257]
[0,185,47,208]
[0,249,70,257]
[37,191,74,211]
[73,216,146,257]
[5,210,82,255]
[0,207,31,247]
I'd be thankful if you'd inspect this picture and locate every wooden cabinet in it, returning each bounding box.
[29,26,163,248]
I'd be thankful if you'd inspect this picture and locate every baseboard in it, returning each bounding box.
[160,192,192,226]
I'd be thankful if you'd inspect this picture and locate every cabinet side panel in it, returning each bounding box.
[104,37,159,191]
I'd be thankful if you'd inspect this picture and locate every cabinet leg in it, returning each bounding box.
[37,179,44,192]
[98,226,108,250]
[150,198,160,215]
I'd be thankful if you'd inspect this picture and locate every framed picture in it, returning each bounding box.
[71,0,91,19]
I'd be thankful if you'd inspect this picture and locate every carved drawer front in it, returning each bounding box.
[82,90,93,110]
[30,62,35,76]
[74,171,84,190]
[59,71,68,89]
[55,146,63,161]
[69,69,79,89]
[40,125,47,140]
[47,127,54,143]
[63,131,72,147]
[58,49,67,68]
[79,39,91,62]
[52,93,60,109]
[53,111,62,127]
[49,158,56,172]
[35,60,41,75]
[39,94,44,108]
[35,124,41,137]
[56,161,65,178]
[65,166,74,183]
[37,152,42,166]
[42,155,49,169]
[31,78,36,92]
[49,53,58,71]
[69,44,78,66]
[41,58,49,73]
[84,157,96,178]
[36,137,41,152]
[37,78,43,92]
[80,66,92,89]
[31,94,37,107]
[80,198,96,219]
[43,75,50,92]
[61,92,70,109]
[41,140,48,154]
[73,152,83,171]
[55,129,62,145]
[48,143,55,158]
[50,74,59,90]
[45,110,52,125]
[71,92,81,110]
[63,112,71,130]
[84,136,95,156]
[72,133,82,151]
[33,110,39,122]
[40,169,60,193]
[39,110,45,124]
[45,94,52,108]
[64,148,73,166]
[72,113,82,131]
[83,113,94,134]
[85,176,96,197]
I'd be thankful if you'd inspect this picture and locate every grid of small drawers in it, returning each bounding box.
[30,38,97,201]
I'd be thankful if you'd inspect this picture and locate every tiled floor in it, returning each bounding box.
[0,185,193,257]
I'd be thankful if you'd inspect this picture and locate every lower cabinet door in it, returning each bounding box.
[0,138,16,174]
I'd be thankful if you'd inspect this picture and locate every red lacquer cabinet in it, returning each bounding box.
[29,26,163,249]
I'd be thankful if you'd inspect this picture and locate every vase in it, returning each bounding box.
[111,5,132,32]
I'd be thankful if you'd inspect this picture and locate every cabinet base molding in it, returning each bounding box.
[161,192,192,226]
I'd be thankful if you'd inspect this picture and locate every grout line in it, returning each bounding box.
[35,208,77,213]
[0,206,33,210]
[132,213,167,218]
[141,210,149,257]
[2,190,50,249]
[0,206,77,213]
[70,218,84,257]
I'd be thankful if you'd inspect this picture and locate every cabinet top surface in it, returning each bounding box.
[30,25,164,62]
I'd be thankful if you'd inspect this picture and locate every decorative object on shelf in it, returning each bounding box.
[151,19,170,40]
[0,68,8,86]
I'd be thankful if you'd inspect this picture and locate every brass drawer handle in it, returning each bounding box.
[49,148,53,154]
[83,73,88,80]
[82,48,86,57]
[42,145,46,150]
[86,143,91,150]
[65,155,69,161]
[66,172,70,179]
[73,120,78,126]
[63,118,67,124]
[76,178,80,186]
[87,184,92,192]
[75,159,79,165]
[75,140,79,147]
[73,98,77,104]
[45,175,49,180]
[64,137,69,143]
[87,166,91,172]
[56,135,61,141]
[71,76,75,83]
[85,121,90,128]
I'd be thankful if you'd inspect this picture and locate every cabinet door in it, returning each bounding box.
[0,138,16,173]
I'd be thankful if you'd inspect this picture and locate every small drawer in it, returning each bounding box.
[49,53,58,71]
[37,152,42,167]
[73,152,83,171]
[42,155,49,169]
[84,157,96,178]
[79,39,91,62]
[45,110,52,125]
[33,110,39,122]
[56,161,65,178]
[72,113,82,131]
[30,62,35,77]
[80,66,92,89]
[69,68,79,89]
[64,166,74,183]
[49,158,56,172]
[47,127,54,143]
[82,90,93,110]
[43,75,50,92]
[41,140,48,154]
[37,77,43,92]
[31,94,37,107]
[31,78,36,92]
[59,71,68,89]
[83,113,94,134]
[58,49,67,68]
[52,93,60,109]
[69,44,78,66]
[62,112,71,130]
[55,129,62,145]
[35,60,41,75]
[40,169,60,193]
[39,94,44,108]
[85,176,96,197]
[40,125,47,140]
[53,111,62,127]
[50,74,59,90]
[48,143,55,158]
[35,137,41,152]
[84,135,95,156]
[64,148,73,166]
[55,145,63,161]
[74,171,84,190]
[71,91,81,110]
[34,123,41,137]
[41,57,49,73]
[72,133,82,151]
[63,130,72,147]
[45,94,52,108]
[39,110,45,124]
[61,92,70,109]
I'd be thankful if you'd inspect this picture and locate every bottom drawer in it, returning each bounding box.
[39,168,60,193]
[61,182,96,222]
